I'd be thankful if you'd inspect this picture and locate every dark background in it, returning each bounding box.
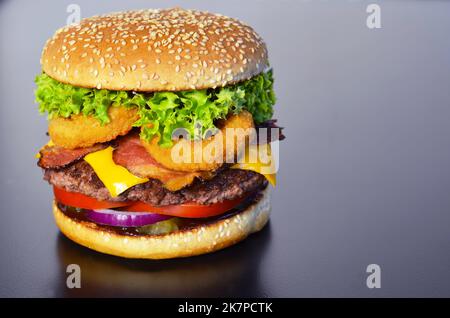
[1,0,450,297]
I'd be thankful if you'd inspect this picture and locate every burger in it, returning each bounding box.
[35,8,282,259]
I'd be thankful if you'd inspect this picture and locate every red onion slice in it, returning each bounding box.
[86,209,172,227]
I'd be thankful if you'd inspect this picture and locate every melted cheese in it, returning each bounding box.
[231,143,277,186]
[84,146,148,197]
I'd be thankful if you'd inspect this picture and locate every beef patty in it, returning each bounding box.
[44,161,268,206]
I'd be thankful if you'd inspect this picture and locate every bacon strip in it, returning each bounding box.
[112,132,211,191]
[112,132,165,168]
[38,143,107,169]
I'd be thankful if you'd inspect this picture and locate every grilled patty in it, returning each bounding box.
[44,161,267,206]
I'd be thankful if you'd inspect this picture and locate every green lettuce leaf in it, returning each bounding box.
[35,70,275,147]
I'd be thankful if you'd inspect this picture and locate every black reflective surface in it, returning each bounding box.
[55,226,271,297]
[1,0,450,297]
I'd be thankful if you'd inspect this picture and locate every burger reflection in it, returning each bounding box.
[56,223,271,297]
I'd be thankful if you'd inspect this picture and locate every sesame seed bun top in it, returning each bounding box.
[40,8,269,92]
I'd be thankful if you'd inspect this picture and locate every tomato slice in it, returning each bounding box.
[123,196,247,218]
[54,186,248,218]
[53,186,131,210]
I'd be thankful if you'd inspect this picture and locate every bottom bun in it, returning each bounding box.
[53,187,271,259]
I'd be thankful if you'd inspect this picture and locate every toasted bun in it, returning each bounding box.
[53,187,271,259]
[41,8,268,92]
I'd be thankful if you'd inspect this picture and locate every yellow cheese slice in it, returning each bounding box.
[231,143,277,186]
[84,146,149,197]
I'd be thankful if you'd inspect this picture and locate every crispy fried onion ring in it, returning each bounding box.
[48,107,139,149]
[141,110,255,172]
